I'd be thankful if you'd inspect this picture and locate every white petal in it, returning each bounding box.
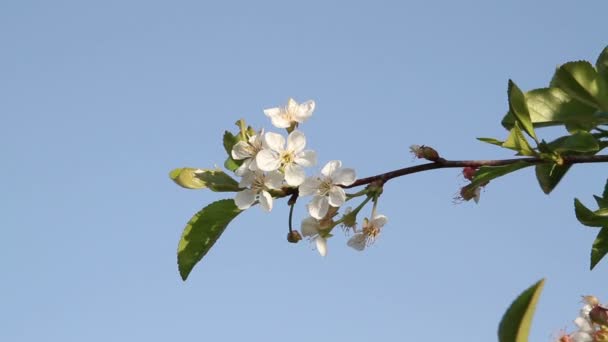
[270,115,291,128]
[235,189,256,210]
[286,130,306,154]
[298,177,321,196]
[264,170,284,189]
[256,150,281,171]
[295,100,315,122]
[284,163,306,186]
[327,186,346,207]
[570,332,593,342]
[574,317,593,332]
[347,234,366,251]
[259,191,273,212]
[308,196,329,220]
[286,98,298,113]
[263,107,281,118]
[234,159,252,177]
[315,236,327,257]
[473,187,481,204]
[294,150,317,167]
[371,214,388,228]
[332,168,356,186]
[231,141,252,160]
[238,169,255,187]
[301,217,320,237]
[263,132,286,152]
[321,160,342,177]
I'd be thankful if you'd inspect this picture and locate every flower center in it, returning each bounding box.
[280,151,295,166]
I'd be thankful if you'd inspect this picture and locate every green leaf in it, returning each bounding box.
[551,61,608,111]
[593,195,608,209]
[223,131,243,172]
[508,80,538,141]
[502,87,603,132]
[498,279,545,342]
[535,163,571,194]
[574,198,608,227]
[466,161,532,190]
[477,137,504,146]
[170,168,240,192]
[552,131,599,153]
[178,199,242,280]
[502,123,536,156]
[591,227,608,270]
[603,178,608,199]
[597,46,608,81]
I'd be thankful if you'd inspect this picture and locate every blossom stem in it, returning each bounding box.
[343,155,608,189]
[287,192,298,233]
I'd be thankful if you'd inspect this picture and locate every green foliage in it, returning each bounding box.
[574,198,608,227]
[591,227,608,270]
[534,164,571,195]
[550,61,608,111]
[502,123,536,156]
[223,130,243,172]
[507,80,538,141]
[498,279,545,342]
[597,46,608,81]
[465,161,532,191]
[178,199,242,280]
[170,168,240,192]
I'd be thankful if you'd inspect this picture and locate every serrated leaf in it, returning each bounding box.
[535,163,571,194]
[170,168,207,189]
[551,61,608,111]
[498,279,545,342]
[508,80,538,141]
[591,227,608,270]
[178,199,242,280]
[170,168,240,192]
[477,137,504,146]
[502,123,536,156]
[466,161,532,190]
[502,87,603,132]
[574,198,608,227]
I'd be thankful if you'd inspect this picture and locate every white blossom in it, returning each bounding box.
[301,216,328,257]
[231,130,265,176]
[347,214,388,251]
[256,130,316,186]
[234,170,283,212]
[299,160,356,219]
[264,98,315,128]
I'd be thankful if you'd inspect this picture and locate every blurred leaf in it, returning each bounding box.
[550,61,608,111]
[597,46,608,81]
[502,123,536,156]
[478,137,504,146]
[552,131,599,153]
[170,168,240,192]
[593,195,608,209]
[535,164,571,194]
[467,161,532,190]
[603,179,608,199]
[178,199,242,280]
[498,279,545,342]
[508,80,538,141]
[574,198,608,227]
[591,227,608,270]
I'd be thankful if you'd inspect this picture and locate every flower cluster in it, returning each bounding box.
[229,98,389,257]
[557,296,608,342]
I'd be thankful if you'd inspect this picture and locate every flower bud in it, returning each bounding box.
[287,230,302,243]
[462,167,477,181]
[590,305,608,326]
[410,145,440,161]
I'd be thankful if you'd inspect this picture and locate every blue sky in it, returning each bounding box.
[2,1,608,341]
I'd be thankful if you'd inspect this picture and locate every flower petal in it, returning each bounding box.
[263,107,281,118]
[315,236,327,257]
[321,160,342,177]
[294,150,317,167]
[287,98,298,113]
[284,163,306,186]
[235,159,252,177]
[286,130,306,154]
[327,186,346,207]
[235,189,256,210]
[308,195,329,220]
[332,167,356,186]
[231,141,252,160]
[301,217,320,237]
[298,177,321,196]
[264,170,284,190]
[237,169,255,187]
[263,132,286,152]
[259,190,273,212]
[256,149,281,171]
[347,234,366,251]
[371,214,388,228]
[295,100,315,122]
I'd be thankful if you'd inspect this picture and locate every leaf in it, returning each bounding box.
[498,279,545,342]
[502,123,536,156]
[591,227,608,270]
[603,178,608,200]
[551,131,599,153]
[535,163,571,194]
[508,80,538,141]
[477,137,504,146]
[466,161,532,190]
[593,195,608,209]
[550,61,608,111]
[223,131,243,172]
[170,168,240,192]
[178,199,242,280]
[597,46,608,81]
[574,198,608,227]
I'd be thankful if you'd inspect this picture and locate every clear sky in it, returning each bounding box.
[2,1,608,341]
